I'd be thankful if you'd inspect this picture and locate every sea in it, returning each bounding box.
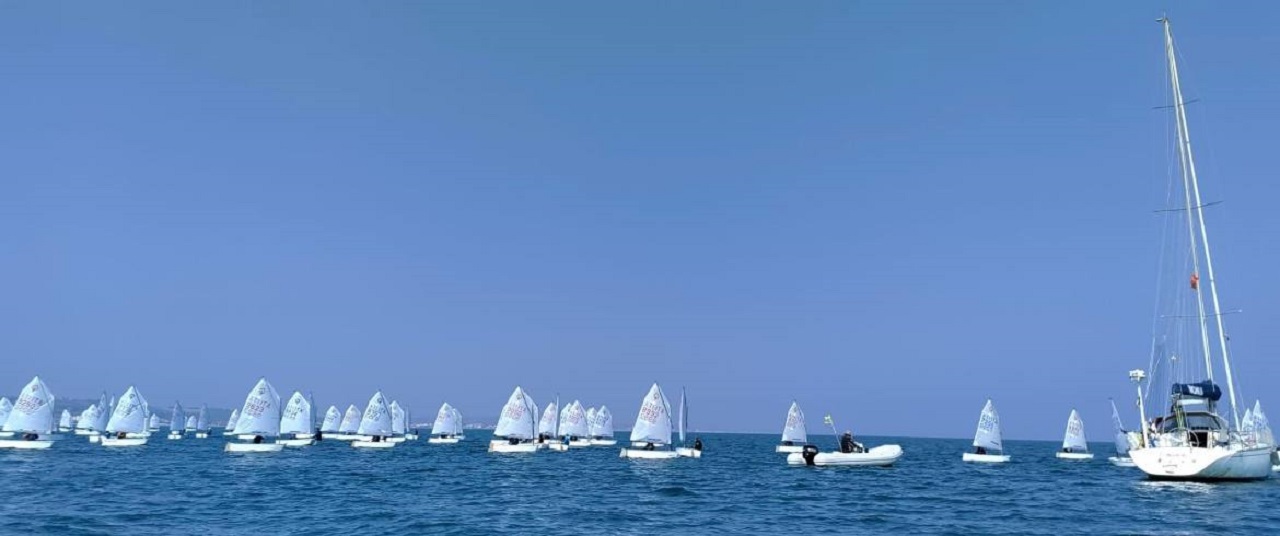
[1,432,1278,535]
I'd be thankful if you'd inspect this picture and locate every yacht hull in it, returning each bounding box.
[1131,445,1272,481]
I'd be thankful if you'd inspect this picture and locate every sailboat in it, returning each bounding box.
[428,403,464,444]
[278,391,315,447]
[76,406,98,436]
[1055,409,1093,460]
[147,413,161,434]
[0,398,11,431]
[224,378,284,453]
[1128,18,1274,481]
[488,386,539,453]
[184,414,198,436]
[102,386,149,447]
[320,405,342,439]
[90,394,113,443]
[675,388,701,458]
[590,406,616,446]
[545,395,570,452]
[223,409,240,437]
[194,405,210,438]
[167,402,185,440]
[352,391,396,449]
[58,409,72,433]
[1108,400,1136,467]
[1245,402,1279,471]
[620,383,677,460]
[403,406,418,441]
[536,400,558,449]
[962,399,1009,463]
[776,401,807,453]
[585,407,598,441]
[561,400,592,448]
[384,401,407,444]
[334,404,362,441]
[0,377,57,449]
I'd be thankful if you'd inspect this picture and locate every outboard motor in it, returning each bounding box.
[801,444,820,466]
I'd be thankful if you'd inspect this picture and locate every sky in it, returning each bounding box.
[2,2,1278,440]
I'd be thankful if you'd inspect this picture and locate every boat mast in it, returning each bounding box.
[1161,17,1240,428]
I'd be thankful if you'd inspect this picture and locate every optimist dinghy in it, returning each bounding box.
[428,403,464,444]
[58,409,72,433]
[0,377,57,450]
[776,401,807,453]
[352,391,396,449]
[223,409,240,437]
[278,391,315,447]
[384,401,407,444]
[224,378,284,453]
[560,401,592,448]
[319,405,342,440]
[193,405,210,438]
[962,399,1010,463]
[102,387,149,447]
[167,402,185,440]
[674,388,702,458]
[1107,400,1136,467]
[1056,409,1093,460]
[620,383,678,460]
[589,406,616,446]
[489,386,539,453]
[331,405,362,441]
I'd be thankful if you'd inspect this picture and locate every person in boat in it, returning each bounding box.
[839,431,864,454]
[22,432,37,441]
[508,436,520,445]
[975,446,987,455]
[117,432,127,440]
[372,435,382,442]
[315,429,323,441]
[782,440,793,446]
[643,442,655,451]
[252,435,264,444]
[693,437,703,451]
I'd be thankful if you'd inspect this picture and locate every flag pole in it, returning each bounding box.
[824,415,840,451]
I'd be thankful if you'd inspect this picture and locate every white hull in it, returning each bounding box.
[73,429,95,436]
[1056,451,1094,460]
[1131,445,1273,481]
[620,448,678,459]
[775,444,804,453]
[427,437,461,444]
[404,433,418,441]
[676,447,702,458]
[589,438,617,446]
[546,442,570,451]
[329,434,360,441]
[195,432,209,439]
[962,452,1011,463]
[787,445,902,467]
[167,433,183,440]
[385,437,406,444]
[352,440,396,449]
[278,438,315,447]
[1109,456,1136,467]
[489,441,538,453]
[225,442,284,453]
[0,439,53,450]
[101,437,148,447]
[88,435,101,443]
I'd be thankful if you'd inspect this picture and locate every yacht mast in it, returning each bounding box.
[1161,17,1240,428]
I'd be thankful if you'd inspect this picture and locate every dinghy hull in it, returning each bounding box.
[962,452,1010,463]
[0,439,53,450]
[775,445,804,453]
[101,437,148,447]
[167,433,183,440]
[676,447,702,458]
[195,432,209,439]
[224,442,284,453]
[88,435,101,443]
[787,445,901,467]
[546,443,570,452]
[589,439,617,446]
[619,448,678,459]
[1131,445,1273,481]
[1108,456,1136,467]
[278,438,315,447]
[385,437,406,444]
[1056,451,1094,460]
[352,441,396,449]
[488,441,538,453]
[427,437,460,444]
[73,429,95,436]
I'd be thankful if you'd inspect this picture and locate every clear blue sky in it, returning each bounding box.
[2,2,1277,440]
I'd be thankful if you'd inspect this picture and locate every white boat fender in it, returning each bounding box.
[801,444,820,466]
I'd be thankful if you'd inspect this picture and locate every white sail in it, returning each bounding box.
[226,409,239,431]
[95,393,112,431]
[59,409,72,430]
[320,406,343,432]
[1109,400,1128,456]
[537,401,558,436]
[2,376,56,434]
[973,399,1003,452]
[781,401,807,443]
[431,403,458,435]
[1062,409,1088,452]
[586,407,598,436]
[494,386,537,440]
[390,401,406,435]
[561,401,589,438]
[170,402,185,430]
[356,391,393,436]
[196,405,208,431]
[629,383,673,445]
[77,405,97,430]
[1241,408,1255,439]
[1253,401,1274,447]
[232,378,282,436]
[185,415,198,431]
[595,406,615,438]
[339,405,361,433]
[451,408,464,434]
[280,391,313,435]
[0,398,11,429]
[106,386,147,434]
[147,414,160,431]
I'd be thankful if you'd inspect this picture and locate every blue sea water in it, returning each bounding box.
[2,432,1278,535]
